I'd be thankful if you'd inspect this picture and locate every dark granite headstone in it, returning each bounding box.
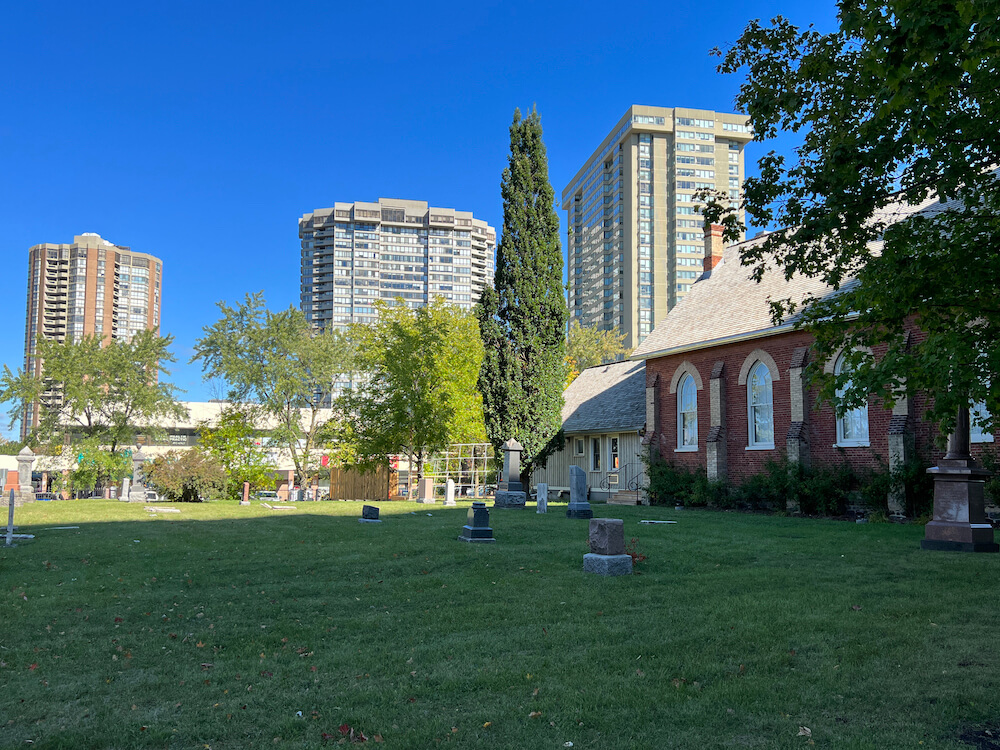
[459,501,496,543]
[359,505,382,524]
[583,518,631,576]
[589,518,626,555]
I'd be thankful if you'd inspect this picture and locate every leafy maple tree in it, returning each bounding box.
[704,1,1000,434]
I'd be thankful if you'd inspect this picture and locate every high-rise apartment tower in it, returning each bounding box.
[298,198,496,329]
[562,105,752,349]
[22,233,163,438]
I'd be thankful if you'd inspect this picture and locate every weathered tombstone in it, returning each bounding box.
[444,479,457,506]
[129,449,149,503]
[415,477,436,504]
[458,501,495,543]
[120,477,131,502]
[566,465,593,519]
[14,447,35,506]
[494,439,527,509]
[583,518,632,576]
[536,482,548,514]
[922,406,999,552]
[359,505,382,524]
[240,481,251,506]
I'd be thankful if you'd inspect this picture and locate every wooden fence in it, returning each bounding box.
[327,466,396,501]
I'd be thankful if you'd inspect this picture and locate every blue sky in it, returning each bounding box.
[0,0,836,439]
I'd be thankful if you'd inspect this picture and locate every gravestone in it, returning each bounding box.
[240,481,251,506]
[13,447,35,506]
[359,505,382,524]
[458,501,495,543]
[494,439,527,509]
[536,482,548,514]
[922,406,999,552]
[128,449,149,503]
[583,518,632,576]
[120,477,131,503]
[415,477,436,504]
[444,479,457,506]
[566,465,593,519]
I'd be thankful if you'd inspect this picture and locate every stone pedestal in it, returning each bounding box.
[13,447,35,506]
[493,490,526,509]
[536,482,548,514]
[922,458,998,552]
[566,465,592,519]
[443,479,457,506]
[459,501,495,543]
[583,518,631,576]
[583,553,633,576]
[415,477,435,504]
[359,505,382,524]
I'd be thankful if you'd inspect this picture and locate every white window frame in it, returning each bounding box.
[747,361,775,450]
[676,373,698,451]
[590,437,601,472]
[574,437,585,456]
[610,437,620,470]
[834,354,870,447]
[971,400,994,443]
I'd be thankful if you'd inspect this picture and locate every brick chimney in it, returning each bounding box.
[703,223,725,274]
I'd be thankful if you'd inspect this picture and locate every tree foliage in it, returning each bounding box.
[345,299,486,478]
[0,330,186,450]
[478,107,568,487]
[69,439,132,494]
[192,292,353,486]
[146,449,226,502]
[0,330,186,488]
[198,405,275,500]
[705,1,1000,433]
[565,321,631,386]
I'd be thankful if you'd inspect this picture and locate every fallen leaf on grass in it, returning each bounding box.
[529,711,542,719]
[196,642,205,648]
[483,722,491,728]
[797,726,812,737]
[851,605,862,611]
[28,663,38,671]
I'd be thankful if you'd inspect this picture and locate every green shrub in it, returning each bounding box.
[644,451,932,519]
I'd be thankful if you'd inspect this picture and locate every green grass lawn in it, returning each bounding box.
[2,499,999,749]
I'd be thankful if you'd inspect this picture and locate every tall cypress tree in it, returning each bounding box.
[478,107,567,488]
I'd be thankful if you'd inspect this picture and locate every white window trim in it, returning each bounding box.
[609,436,621,471]
[590,436,602,472]
[834,353,870,448]
[573,437,585,456]
[971,401,994,443]
[747,361,775,450]
[676,373,698,450]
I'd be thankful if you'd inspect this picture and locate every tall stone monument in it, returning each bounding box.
[4,447,37,507]
[566,465,593,519]
[922,406,999,552]
[128,449,150,503]
[494,439,527,509]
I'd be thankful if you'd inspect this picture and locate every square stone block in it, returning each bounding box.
[589,518,625,555]
[583,553,632,576]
